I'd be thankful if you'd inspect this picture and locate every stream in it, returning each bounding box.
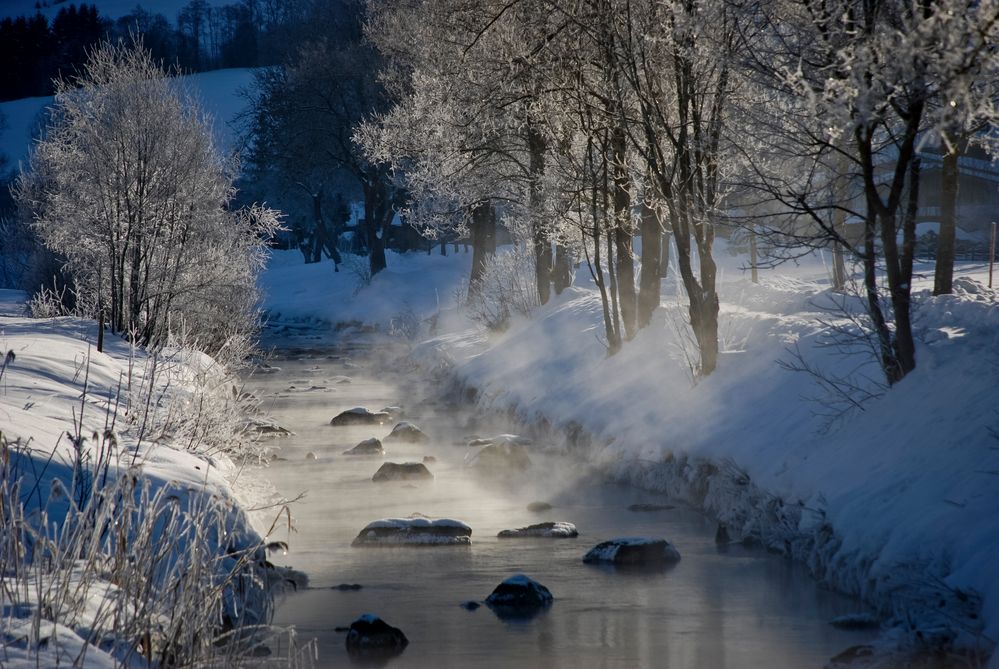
[246,331,875,668]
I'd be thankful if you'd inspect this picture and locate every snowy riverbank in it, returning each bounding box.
[0,290,301,667]
[261,247,999,666]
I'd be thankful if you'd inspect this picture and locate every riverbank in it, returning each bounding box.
[0,290,305,667]
[261,248,999,667]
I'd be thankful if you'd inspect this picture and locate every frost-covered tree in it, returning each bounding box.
[16,41,279,352]
[735,0,999,385]
[360,0,577,303]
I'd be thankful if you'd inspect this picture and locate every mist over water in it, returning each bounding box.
[247,335,874,668]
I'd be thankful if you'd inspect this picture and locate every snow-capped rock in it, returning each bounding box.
[371,461,434,482]
[497,522,578,538]
[343,437,384,456]
[351,517,471,546]
[384,421,429,443]
[345,614,408,656]
[329,407,391,426]
[582,538,681,565]
[464,438,532,473]
[484,574,554,617]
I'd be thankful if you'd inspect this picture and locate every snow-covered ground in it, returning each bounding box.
[0,289,294,667]
[261,244,999,664]
[0,67,255,169]
[260,249,471,334]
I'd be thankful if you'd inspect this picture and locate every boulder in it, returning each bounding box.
[498,522,578,539]
[527,501,553,513]
[464,440,531,474]
[372,462,433,482]
[484,574,553,619]
[583,538,681,566]
[343,438,384,456]
[330,407,391,426]
[829,613,879,630]
[344,614,408,657]
[627,503,675,512]
[385,421,428,443]
[459,601,481,611]
[351,517,472,546]
[332,583,363,591]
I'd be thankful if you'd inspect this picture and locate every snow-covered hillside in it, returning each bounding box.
[0,67,254,168]
[261,246,999,665]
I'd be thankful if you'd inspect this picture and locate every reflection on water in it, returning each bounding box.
[247,339,874,668]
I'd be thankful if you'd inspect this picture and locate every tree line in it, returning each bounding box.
[347,0,999,386]
[0,0,342,103]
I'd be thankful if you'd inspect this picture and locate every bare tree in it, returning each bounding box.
[246,0,399,276]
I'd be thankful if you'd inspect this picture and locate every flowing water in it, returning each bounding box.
[246,333,874,668]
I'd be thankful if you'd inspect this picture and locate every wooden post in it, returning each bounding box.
[750,227,759,284]
[989,221,996,289]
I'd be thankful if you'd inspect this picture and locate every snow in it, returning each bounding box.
[257,242,999,659]
[261,249,472,331]
[0,296,281,667]
[0,68,255,168]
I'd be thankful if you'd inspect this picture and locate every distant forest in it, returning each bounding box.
[0,1,326,102]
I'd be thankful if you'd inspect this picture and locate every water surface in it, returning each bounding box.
[247,337,873,668]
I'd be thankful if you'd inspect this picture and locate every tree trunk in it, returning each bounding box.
[364,179,389,277]
[831,241,847,292]
[933,141,960,295]
[528,126,552,304]
[611,126,637,340]
[660,228,671,278]
[468,202,496,290]
[310,190,327,264]
[128,239,143,338]
[553,243,572,294]
[637,199,661,328]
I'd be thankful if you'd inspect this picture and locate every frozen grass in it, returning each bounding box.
[0,306,314,668]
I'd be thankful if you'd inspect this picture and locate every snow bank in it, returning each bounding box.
[0,301,285,667]
[413,261,999,657]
